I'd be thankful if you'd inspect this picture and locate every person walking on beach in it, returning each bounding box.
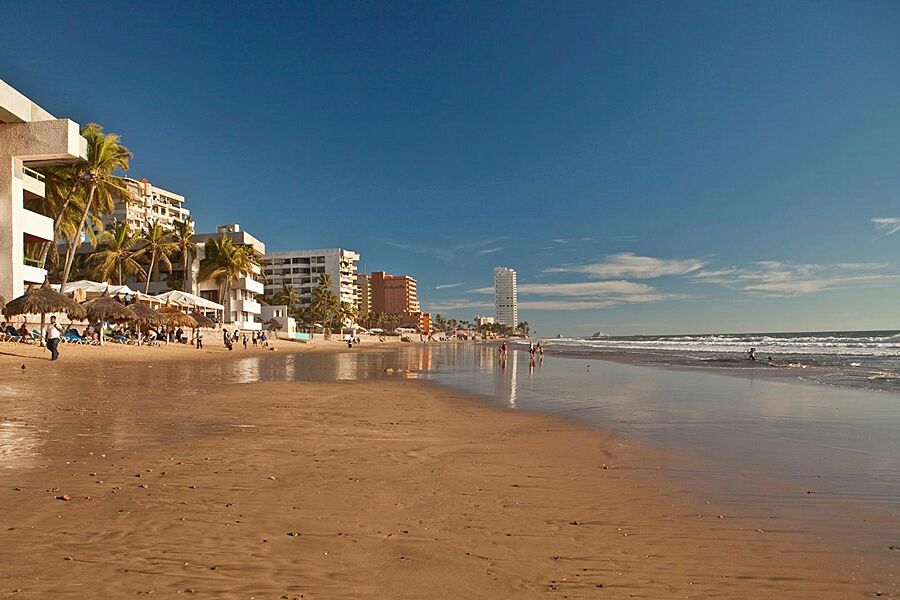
[196,331,204,349]
[242,333,248,349]
[748,347,756,361]
[45,315,63,361]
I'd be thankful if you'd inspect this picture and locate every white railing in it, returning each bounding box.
[22,165,45,182]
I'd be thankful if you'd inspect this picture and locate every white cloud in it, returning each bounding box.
[692,261,900,297]
[517,280,654,296]
[872,217,900,236]
[520,293,689,311]
[382,237,510,263]
[470,278,689,310]
[427,299,494,311]
[547,253,709,279]
[475,246,503,256]
[435,282,464,290]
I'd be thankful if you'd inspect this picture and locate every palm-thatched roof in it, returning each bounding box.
[157,305,198,328]
[189,311,215,328]
[3,285,86,320]
[265,318,283,331]
[126,303,166,326]
[83,296,133,323]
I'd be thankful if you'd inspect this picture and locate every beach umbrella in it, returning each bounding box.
[265,318,283,345]
[157,305,198,328]
[189,311,214,328]
[127,303,166,328]
[3,283,87,347]
[82,296,133,346]
[156,305,198,346]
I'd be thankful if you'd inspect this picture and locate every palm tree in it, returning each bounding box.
[59,124,133,289]
[197,235,261,307]
[90,222,147,285]
[171,218,195,291]
[275,284,299,308]
[338,301,357,327]
[141,219,178,293]
[31,165,86,269]
[310,273,339,327]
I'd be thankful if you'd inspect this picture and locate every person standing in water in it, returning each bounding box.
[748,347,756,361]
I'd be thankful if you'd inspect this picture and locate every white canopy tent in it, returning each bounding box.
[154,290,224,318]
[58,280,139,300]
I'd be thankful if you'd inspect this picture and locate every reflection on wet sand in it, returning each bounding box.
[4,343,897,570]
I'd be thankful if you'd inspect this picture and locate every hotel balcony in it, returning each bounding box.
[21,207,53,242]
[22,165,45,199]
[22,257,47,286]
[233,298,261,314]
[238,276,265,295]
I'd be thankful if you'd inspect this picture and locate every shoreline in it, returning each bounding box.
[1,347,896,597]
[521,345,900,394]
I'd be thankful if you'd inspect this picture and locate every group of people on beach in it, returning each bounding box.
[497,340,544,367]
[222,328,268,351]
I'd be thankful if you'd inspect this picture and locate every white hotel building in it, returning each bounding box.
[0,79,87,302]
[263,248,360,309]
[493,266,518,327]
[105,177,190,233]
[192,224,266,331]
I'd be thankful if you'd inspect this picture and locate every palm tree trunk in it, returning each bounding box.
[182,249,190,292]
[60,184,97,289]
[145,249,157,294]
[38,178,80,267]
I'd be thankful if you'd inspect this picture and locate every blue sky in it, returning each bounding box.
[2,1,899,335]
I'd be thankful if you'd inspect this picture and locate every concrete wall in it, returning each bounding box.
[0,118,86,301]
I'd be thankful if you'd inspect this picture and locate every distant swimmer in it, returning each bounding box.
[748,347,757,361]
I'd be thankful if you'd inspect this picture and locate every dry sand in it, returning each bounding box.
[0,342,895,598]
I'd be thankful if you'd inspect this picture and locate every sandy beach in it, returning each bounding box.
[0,343,895,598]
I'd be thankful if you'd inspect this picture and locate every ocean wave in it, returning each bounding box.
[541,331,900,357]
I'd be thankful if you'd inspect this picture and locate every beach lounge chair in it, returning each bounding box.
[62,331,84,345]
[3,325,21,343]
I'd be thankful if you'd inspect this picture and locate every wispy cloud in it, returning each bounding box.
[427,299,494,311]
[475,246,503,256]
[872,217,900,236]
[435,282,464,290]
[546,253,709,279]
[520,295,687,311]
[518,281,654,296]
[382,237,510,263]
[471,278,688,310]
[691,261,899,296]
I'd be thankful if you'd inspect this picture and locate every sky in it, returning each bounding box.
[2,1,899,336]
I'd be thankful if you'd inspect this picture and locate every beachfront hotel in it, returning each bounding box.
[355,272,371,315]
[192,224,266,330]
[493,266,518,327]
[263,248,360,309]
[104,177,190,233]
[0,79,87,302]
[367,271,420,315]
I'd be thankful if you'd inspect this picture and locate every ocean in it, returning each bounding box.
[523,330,900,392]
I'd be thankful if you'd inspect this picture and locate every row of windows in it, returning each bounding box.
[265,256,327,266]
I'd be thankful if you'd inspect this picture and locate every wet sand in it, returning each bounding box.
[0,347,896,598]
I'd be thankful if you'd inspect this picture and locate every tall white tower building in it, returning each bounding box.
[493,266,518,327]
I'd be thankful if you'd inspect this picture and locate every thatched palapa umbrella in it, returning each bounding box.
[82,296,133,346]
[190,312,215,328]
[2,283,86,347]
[127,302,166,338]
[265,318,283,345]
[157,305,197,345]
